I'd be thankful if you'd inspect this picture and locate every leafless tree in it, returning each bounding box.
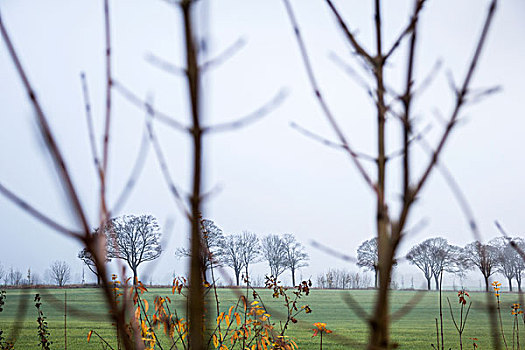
[78,231,111,285]
[220,230,261,286]
[357,238,379,288]
[282,233,309,286]
[106,214,162,283]
[239,231,261,284]
[282,0,498,346]
[49,261,71,287]
[261,234,287,279]
[406,237,458,290]
[220,233,245,286]
[491,236,525,292]
[0,263,4,286]
[462,241,498,292]
[176,218,225,281]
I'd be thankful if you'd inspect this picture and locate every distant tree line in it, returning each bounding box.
[355,236,525,291]
[316,269,372,289]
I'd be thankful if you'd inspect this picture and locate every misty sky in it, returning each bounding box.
[0,0,524,288]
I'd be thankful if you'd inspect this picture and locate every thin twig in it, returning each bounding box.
[0,11,91,235]
[282,0,378,195]
[0,183,80,238]
[203,89,288,134]
[145,105,192,220]
[201,37,246,72]
[80,72,102,172]
[113,80,190,133]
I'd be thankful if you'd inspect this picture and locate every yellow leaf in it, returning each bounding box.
[235,313,241,326]
[143,300,149,313]
[225,315,230,326]
[228,305,234,318]
[135,306,141,320]
[213,334,219,348]
[87,330,93,342]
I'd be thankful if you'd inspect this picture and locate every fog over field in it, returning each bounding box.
[0,0,524,288]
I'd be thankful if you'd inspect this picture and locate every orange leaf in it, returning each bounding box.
[87,330,93,342]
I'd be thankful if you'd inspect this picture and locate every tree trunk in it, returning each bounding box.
[507,277,513,292]
[96,274,100,285]
[434,275,439,291]
[374,269,378,289]
[426,277,431,291]
[484,276,489,292]
[235,271,240,286]
[132,267,138,285]
[291,268,296,287]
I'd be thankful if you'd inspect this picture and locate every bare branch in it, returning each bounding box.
[201,37,247,72]
[415,135,482,242]
[494,221,525,262]
[145,53,186,76]
[0,182,80,238]
[310,240,357,264]
[145,100,192,220]
[290,121,377,162]
[282,0,378,195]
[0,11,90,234]
[329,51,374,97]
[413,0,497,199]
[203,88,288,134]
[384,0,427,61]
[324,0,374,64]
[102,0,112,174]
[413,59,442,98]
[113,80,190,133]
[111,121,151,216]
[80,72,102,173]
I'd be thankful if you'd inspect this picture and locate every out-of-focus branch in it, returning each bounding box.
[282,0,379,196]
[111,121,151,216]
[145,104,192,220]
[203,89,288,134]
[0,11,91,235]
[324,0,373,64]
[383,0,427,61]
[290,121,377,162]
[201,37,246,72]
[0,182,81,238]
[113,80,190,133]
[329,52,374,97]
[145,53,186,76]
[80,72,102,173]
[494,221,525,261]
[411,0,498,205]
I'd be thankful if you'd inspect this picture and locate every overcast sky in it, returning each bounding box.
[0,0,524,288]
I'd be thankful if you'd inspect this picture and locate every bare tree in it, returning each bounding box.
[0,263,4,286]
[176,218,225,281]
[492,236,525,292]
[462,241,498,292]
[78,231,111,285]
[512,238,525,291]
[220,230,261,286]
[406,237,458,290]
[49,261,71,287]
[261,234,287,279]
[220,233,245,286]
[239,231,261,285]
[357,238,379,288]
[282,234,309,286]
[106,214,162,283]
[282,0,498,346]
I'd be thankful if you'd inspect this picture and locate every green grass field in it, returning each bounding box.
[0,287,520,349]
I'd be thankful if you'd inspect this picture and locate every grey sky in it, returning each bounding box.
[0,0,524,287]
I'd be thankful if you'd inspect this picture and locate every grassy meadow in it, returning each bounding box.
[0,287,520,349]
